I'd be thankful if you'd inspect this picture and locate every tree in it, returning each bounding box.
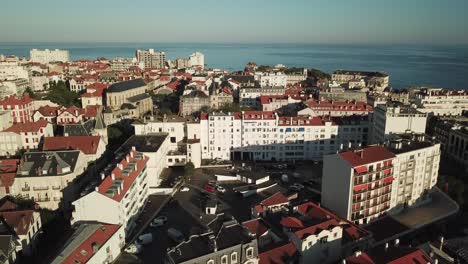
[24,87,39,99]
[308,68,331,80]
[183,162,195,182]
[46,80,81,107]
[107,125,123,143]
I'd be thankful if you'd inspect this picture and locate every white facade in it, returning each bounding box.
[415,88,468,116]
[30,49,70,64]
[0,63,29,81]
[257,73,287,87]
[72,149,150,236]
[189,52,205,68]
[371,104,427,144]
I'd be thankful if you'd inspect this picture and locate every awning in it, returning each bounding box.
[354,166,368,174]
[383,176,395,184]
[353,184,368,192]
[383,168,391,175]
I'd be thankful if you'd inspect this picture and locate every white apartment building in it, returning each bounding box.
[30,49,70,64]
[256,72,287,87]
[189,51,204,68]
[414,88,468,116]
[371,103,427,144]
[51,222,124,264]
[322,136,440,225]
[298,101,373,117]
[71,148,150,236]
[13,150,87,210]
[385,134,440,208]
[322,146,396,225]
[0,63,29,81]
[0,120,54,155]
[240,86,285,107]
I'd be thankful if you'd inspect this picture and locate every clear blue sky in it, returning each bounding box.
[1,0,467,44]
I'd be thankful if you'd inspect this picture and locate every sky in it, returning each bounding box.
[1,0,467,44]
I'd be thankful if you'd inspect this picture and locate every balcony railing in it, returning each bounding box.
[353,164,393,176]
[33,186,49,191]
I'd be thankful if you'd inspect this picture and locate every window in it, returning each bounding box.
[221,255,228,264]
[207,260,214,264]
[231,252,238,263]
[246,247,254,258]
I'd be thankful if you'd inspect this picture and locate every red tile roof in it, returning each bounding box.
[0,159,19,189]
[259,242,297,264]
[98,150,149,202]
[43,136,101,155]
[86,82,109,90]
[3,120,49,134]
[242,218,269,237]
[259,192,289,207]
[0,94,34,107]
[339,146,396,167]
[0,210,34,235]
[306,100,373,112]
[346,247,432,264]
[36,105,61,117]
[62,224,121,264]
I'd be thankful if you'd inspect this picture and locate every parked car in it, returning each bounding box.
[167,228,184,243]
[180,187,190,192]
[204,184,216,193]
[292,172,301,178]
[217,186,226,193]
[124,243,142,254]
[150,216,167,227]
[137,233,153,245]
[291,183,304,190]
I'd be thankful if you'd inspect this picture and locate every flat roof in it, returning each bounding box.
[119,134,167,153]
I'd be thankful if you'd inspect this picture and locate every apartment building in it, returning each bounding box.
[51,222,124,264]
[298,101,373,117]
[0,63,29,81]
[322,146,396,225]
[199,112,369,161]
[179,90,210,116]
[12,150,87,210]
[0,94,34,123]
[414,88,468,116]
[332,70,389,91]
[30,49,70,64]
[256,72,288,87]
[240,86,285,108]
[385,134,440,208]
[136,49,166,69]
[189,51,205,69]
[0,120,54,155]
[322,136,440,225]
[110,57,142,71]
[371,103,427,144]
[319,87,367,103]
[260,95,301,112]
[71,148,150,236]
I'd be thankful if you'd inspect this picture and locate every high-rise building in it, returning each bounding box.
[322,135,440,225]
[30,49,70,64]
[189,51,204,68]
[135,49,166,69]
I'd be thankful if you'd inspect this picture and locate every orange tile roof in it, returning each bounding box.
[43,136,100,155]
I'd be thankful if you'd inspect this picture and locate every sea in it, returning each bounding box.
[1,42,467,90]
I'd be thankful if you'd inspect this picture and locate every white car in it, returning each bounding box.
[150,216,167,227]
[216,186,226,193]
[181,187,190,192]
[124,243,142,254]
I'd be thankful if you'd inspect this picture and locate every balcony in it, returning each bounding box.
[35,197,50,202]
[33,186,49,191]
[22,186,30,191]
[353,164,393,177]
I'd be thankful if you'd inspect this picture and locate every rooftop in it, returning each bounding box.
[385,134,438,155]
[346,246,431,264]
[18,150,81,177]
[107,78,146,93]
[339,146,396,167]
[51,222,121,264]
[119,135,167,153]
[43,136,101,155]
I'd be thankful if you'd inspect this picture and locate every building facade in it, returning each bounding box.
[30,49,70,64]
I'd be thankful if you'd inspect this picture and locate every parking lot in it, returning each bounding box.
[116,162,323,263]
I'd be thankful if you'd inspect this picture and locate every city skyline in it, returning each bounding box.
[1,0,468,44]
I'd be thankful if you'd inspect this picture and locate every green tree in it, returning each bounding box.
[308,68,331,80]
[24,87,39,99]
[46,81,81,107]
[183,162,195,182]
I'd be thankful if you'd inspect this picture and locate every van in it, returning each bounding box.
[167,228,184,243]
[281,174,289,183]
[137,233,153,245]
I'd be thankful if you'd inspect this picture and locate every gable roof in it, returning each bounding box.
[3,120,49,134]
[107,78,146,93]
[43,136,101,155]
[0,210,34,236]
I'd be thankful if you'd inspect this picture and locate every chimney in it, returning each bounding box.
[100,172,105,180]
[132,146,136,151]
[126,155,130,163]
[394,239,400,247]
[111,173,115,180]
[385,243,389,251]
[117,163,123,170]
[354,251,362,257]
[130,151,134,158]
[95,186,99,192]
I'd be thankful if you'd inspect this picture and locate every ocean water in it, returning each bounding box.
[1,42,467,90]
